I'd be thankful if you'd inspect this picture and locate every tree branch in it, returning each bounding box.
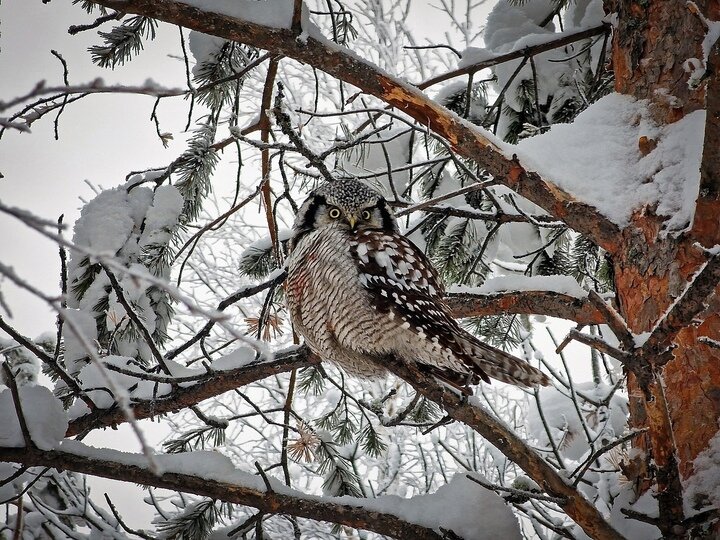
[445,290,604,324]
[416,24,610,90]
[639,253,720,361]
[378,355,626,540]
[67,287,604,437]
[0,444,445,540]
[66,346,315,436]
[86,0,623,253]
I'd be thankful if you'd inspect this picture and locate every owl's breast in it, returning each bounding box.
[286,229,369,330]
[285,228,385,365]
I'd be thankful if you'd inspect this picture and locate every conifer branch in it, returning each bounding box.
[445,290,604,324]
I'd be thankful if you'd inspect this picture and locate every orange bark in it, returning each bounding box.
[607,1,720,536]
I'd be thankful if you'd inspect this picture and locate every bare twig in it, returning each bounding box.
[2,363,33,448]
[103,265,172,375]
[560,328,632,364]
[587,291,635,351]
[465,474,567,504]
[165,270,287,361]
[395,180,497,217]
[0,315,91,407]
[0,81,185,113]
[68,11,123,34]
[570,429,647,486]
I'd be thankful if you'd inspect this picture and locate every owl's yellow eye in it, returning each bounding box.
[328,207,341,219]
[361,210,372,220]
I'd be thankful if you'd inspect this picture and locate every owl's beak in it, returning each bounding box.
[346,213,357,229]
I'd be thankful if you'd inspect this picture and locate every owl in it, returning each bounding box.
[285,178,550,389]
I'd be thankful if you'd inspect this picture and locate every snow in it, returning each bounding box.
[565,0,606,29]
[0,384,68,450]
[211,346,255,370]
[0,462,30,501]
[354,473,521,539]
[450,274,588,298]
[685,425,720,511]
[607,487,660,539]
[65,182,184,365]
[61,308,98,375]
[484,0,557,52]
[139,185,184,249]
[633,331,651,347]
[510,93,705,230]
[59,440,267,488]
[179,0,297,29]
[458,47,494,68]
[684,3,720,88]
[188,31,228,76]
[69,189,136,265]
[481,0,612,144]
[238,227,293,265]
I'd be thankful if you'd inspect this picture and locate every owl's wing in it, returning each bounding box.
[349,230,490,381]
[350,230,549,388]
[351,231,444,298]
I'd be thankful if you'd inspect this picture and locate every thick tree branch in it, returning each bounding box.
[379,355,626,540]
[87,0,622,253]
[57,288,602,437]
[0,445,445,540]
[639,253,720,361]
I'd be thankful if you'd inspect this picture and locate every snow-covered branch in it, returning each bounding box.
[87,0,623,253]
[0,443,447,540]
[417,24,610,90]
[446,290,604,324]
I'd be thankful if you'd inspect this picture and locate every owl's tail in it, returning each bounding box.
[457,330,551,388]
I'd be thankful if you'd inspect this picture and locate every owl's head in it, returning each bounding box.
[291,179,398,243]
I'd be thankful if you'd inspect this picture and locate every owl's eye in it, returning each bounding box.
[361,210,372,220]
[328,207,341,219]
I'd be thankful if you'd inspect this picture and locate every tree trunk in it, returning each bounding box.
[606,0,720,536]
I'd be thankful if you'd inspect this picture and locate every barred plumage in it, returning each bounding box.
[285,178,549,389]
